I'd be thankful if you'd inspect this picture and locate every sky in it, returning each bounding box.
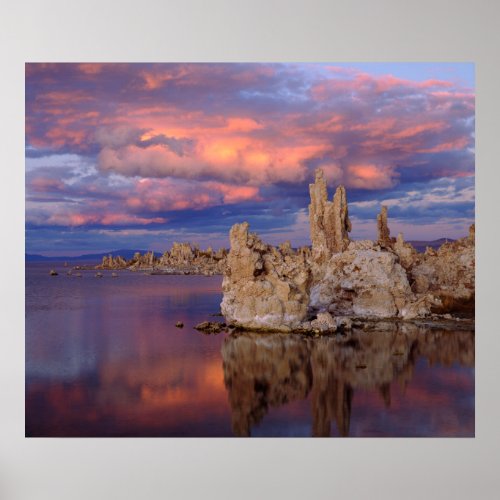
[25,63,475,256]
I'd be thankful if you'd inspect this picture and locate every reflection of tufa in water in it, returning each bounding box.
[221,323,474,437]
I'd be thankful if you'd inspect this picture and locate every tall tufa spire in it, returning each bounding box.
[309,169,351,260]
[377,205,392,247]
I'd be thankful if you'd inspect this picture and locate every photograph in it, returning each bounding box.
[25,62,475,438]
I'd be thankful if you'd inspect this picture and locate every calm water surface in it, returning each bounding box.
[26,262,474,437]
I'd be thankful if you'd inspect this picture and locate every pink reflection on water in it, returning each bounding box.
[26,265,474,437]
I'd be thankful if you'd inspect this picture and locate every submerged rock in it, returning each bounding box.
[310,312,337,332]
[335,316,353,330]
[195,321,226,334]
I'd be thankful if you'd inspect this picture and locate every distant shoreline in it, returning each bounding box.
[25,237,455,262]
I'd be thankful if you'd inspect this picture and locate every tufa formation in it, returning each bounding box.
[309,169,351,261]
[220,222,311,331]
[96,243,227,275]
[221,168,475,331]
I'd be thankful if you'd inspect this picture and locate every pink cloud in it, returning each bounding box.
[30,177,65,192]
[206,182,261,204]
[345,164,397,189]
[124,178,261,213]
[36,90,95,105]
[27,64,474,199]
[140,66,190,90]
[225,117,263,132]
[417,79,454,89]
[77,63,105,75]
[418,136,470,153]
[97,126,326,185]
[46,211,167,227]
[391,121,447,139]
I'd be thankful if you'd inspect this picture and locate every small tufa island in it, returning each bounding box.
[95,243,227,275]
[220,169,474,332]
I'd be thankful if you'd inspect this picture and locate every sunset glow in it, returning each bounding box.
[25,63,474,255]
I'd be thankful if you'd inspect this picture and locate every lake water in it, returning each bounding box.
[26,263,474,437]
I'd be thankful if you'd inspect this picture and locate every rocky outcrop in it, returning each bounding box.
[377,205,393,248]
[310,245,414,318]
[221,168,474,330]
[393,232,418,270]
[157,243,226,275]
[220,222,311,331]
[95,243,227,275]
[309,169,351,263]
[331,185,352,253]
[409,229,475,313]
[96,254,128,270]
[128,250,156,270]
[469,223,475,243]
[163,242,194,265]
[194,321,227,334]
[310,311,337,332]
[306,173,419,319]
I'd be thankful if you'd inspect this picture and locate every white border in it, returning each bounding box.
[2,1,500,499]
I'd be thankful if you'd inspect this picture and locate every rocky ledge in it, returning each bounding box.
[221,169,474,332]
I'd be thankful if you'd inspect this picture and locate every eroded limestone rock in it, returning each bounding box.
[377,206,392,248]
[331,185,352,253]
[399,293,442,320]
[310,312,337,332]
[309,169,351,262]
[96,254,128,270]
[96,243,227,274]
[393,233,418,270]
[410,228,475,312]
[310,249,414,318]
[221,222,311,331]
[469,223,475,243]
[220,169,474,329]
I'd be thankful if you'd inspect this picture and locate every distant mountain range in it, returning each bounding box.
[26,239,455,262]
[25,249,151,262]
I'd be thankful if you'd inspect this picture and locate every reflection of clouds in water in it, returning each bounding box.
[25,270,230,436]
[221,323,474,437]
